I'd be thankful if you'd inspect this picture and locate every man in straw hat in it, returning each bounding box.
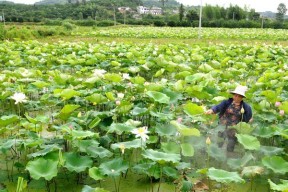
[205,85,252,152]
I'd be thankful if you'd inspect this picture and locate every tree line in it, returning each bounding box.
[0,0,287,29]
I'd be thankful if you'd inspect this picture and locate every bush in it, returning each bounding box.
[153,20,166,27]
[5,27,35,40]
[97,20,115,27]
[62,21,75,30]
[44,19,63,26]
[0,24,5,40]
[75,19,97,26]
[37,28,57,37]
[167,21,177,27]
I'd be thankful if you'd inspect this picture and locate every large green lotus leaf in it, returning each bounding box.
[155,124,177,137]
[208,144,226,162]
[132,162,156,175]
[64,152,93,173]
[259,146,284,156]
[99,158,129,177]
[161,142,181,154]
[86,94,108,104]
[185,73,206,83]
[146,91,170,104]
[86,146,113,159]
[236,134,260,150]
[31,81,50,89]
[212,96,226,104]
[28,145,61,158]
[162,89,183,104]
[142,149,181,164]
[111,139,142,150]
[115,101,133,114]
[88,167,105,181]
[88,116,101,129]
[241,166,264,177]
[0,139,15,154]
[268,179,288,192]
[108,123,135,135]
[59,89,80,100]
[183,102,204,116]
[253,126,277,138]
[279,101,288,113]
[130,76,145,85]
[262,156,288,174]
[58,104,80,120]
[181,143,194,157]
[0,115,19,127]
[233,122,254,134]
[71,130,98,140]
[261,90,277,103]
[154,68,165,77]
[104,73,122,83]
[82,185,110,192]
[149,110,174,120]
[26,158,58,181]
[227,152,255,170]
[163,166,179,179]
[131,106,148,116]
[73,140,99,153]
[170,120,200,137]
[207,167,245,183]
[25,113,38,124]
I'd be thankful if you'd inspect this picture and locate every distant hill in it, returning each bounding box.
[142,0,180,8]
[260,11,288,19]
[0,0,15,4]
[35,0,91,5]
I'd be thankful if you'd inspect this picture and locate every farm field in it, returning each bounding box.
[0,26,287,192]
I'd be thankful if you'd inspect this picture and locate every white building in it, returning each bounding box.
[137,6,162,15]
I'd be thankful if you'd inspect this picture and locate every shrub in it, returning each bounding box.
[167,21,177,27]
[97,20,115,27]
[153,20,166,27]
[62,21,75,30]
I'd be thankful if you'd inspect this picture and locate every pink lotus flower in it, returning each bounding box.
[275,102,281,107]
[116,100,121,105]
[279,110,285,116]
[177,117,182,123]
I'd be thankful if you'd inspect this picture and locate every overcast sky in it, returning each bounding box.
[5,0,288,12]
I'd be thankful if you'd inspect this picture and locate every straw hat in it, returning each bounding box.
[230,85,248,98]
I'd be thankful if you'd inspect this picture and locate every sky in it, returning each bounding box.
[4,0,288,12]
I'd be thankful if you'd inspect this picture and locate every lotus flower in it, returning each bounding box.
[122,73,130,80]
[93,69,106,78]
[11,92,27,104]
[275,102,281,107]
[206,137,211,145]
[279,110,285,116]
[131,126,149,142]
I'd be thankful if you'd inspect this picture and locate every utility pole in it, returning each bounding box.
[2,9,5,26]
[198,0,202,39]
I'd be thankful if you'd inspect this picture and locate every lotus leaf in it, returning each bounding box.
[26,158,58,181]
[268,179,288,192]
[142,149,180,164]
[88,116,101,129]
[99,158,129,177]
[236,134,260,150]
[0,115,19,127]
[208,144,226,162]
[131,106,148,116]
[133,162,160,178]
[183,102,204,116]
[262,156,288,174]
[74,140,99,153]
[181,143,194,157]
[28,145,61,158]
[111,139,142,150]
[86,146,113,159]
[59,89,80,100]
[104,73,122,82]
[108,123,135,135]
[71,130,98,140]
[115,101,133,114]
[0,139,15,154]
[64,152,93,173]
[86,94,108,104]
[88,167,105,181]
[162,88,183,103]
[146,91,170,104]
[259,146,284,156]
[163,166,179,179]
[253,126,277,138]
[155,124,177,137]
[279,101,288,113]
[170,121,200,137]
[58,104,80,120]
[233,122,254,134]
[161,142,181,154]
[207,167,245,183]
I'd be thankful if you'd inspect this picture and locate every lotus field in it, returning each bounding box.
[0,29,288,192]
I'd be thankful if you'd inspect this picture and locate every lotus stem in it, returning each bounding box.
[157,165,163,192]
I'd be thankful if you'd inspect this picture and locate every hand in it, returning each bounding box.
[205,109,214,115]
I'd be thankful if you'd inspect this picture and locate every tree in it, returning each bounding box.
[276,3,287,22]
[179,3,184,21]
[159,0,168,14]
[186,9,199,22]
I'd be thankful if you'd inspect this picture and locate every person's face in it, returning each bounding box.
[233,94,244,103]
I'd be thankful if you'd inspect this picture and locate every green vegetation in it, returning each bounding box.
[0,26,287,192]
